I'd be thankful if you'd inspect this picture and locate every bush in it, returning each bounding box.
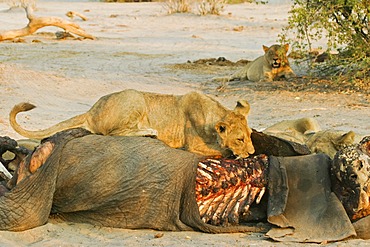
[279,0,369,82]
[164,0,192,14]
[163,0,225,15]
[163,0,265,15]
[197,0,226,15]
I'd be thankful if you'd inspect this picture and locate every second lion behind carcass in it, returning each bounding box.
[10,89,255,158]
[216,44,296,83]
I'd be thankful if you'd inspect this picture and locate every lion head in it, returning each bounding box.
[306,130,356,159]
[215,100,255,158]
[263,44,290,69]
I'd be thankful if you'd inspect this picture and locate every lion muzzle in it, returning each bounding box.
[271,58,281,68]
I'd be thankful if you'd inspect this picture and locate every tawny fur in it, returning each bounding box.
[10,89,255,158]
[263,117,358,158]
[217,44,295,82]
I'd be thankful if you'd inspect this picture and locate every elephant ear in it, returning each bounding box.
[233,100,250,117]
[215,121,230,137]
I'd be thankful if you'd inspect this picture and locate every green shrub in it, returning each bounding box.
[279,0,369,83]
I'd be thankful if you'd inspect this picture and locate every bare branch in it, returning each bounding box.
[0,5,95,41]
[66,11,88,21]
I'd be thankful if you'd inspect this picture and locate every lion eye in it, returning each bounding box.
[237,138,244,143]
[218,125,226,133]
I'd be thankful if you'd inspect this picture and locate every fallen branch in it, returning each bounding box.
[0,5,95,41]
[66,11,88,21]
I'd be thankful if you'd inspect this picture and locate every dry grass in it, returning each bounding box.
[163,0,226,15]
[6,0,36,8]
[197,0,226,15]
[163,0,192,14]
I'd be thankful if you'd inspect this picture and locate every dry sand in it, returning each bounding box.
[0,1,369,246]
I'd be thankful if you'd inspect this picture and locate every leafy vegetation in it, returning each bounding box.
[279,0,369,89]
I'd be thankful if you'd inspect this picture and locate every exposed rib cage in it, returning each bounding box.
[196,154,269,226]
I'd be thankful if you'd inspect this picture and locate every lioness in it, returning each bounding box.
[10,89,255,158]
[222,44,296,82]
[263,117,358,158]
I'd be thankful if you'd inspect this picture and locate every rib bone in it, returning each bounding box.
[195,154,269,226]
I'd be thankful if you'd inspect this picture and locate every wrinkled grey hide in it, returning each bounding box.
[266,154,356,243]
[0,129,262,233]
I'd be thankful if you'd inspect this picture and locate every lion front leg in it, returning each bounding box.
[259,72,274,82]
[187,140,223,157]
[281,67,296,79]
[185,129,222,157]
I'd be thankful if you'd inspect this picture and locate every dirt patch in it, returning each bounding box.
[167,57,250,75]
[170,57,370,95]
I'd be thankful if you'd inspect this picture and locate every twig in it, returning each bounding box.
[66,11,88,21]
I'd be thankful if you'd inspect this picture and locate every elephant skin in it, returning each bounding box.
[0,128,262,233]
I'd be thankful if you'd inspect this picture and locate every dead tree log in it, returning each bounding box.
[0,5,95,41]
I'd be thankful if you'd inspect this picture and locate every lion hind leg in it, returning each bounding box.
[212,65,249,83]
[212,76,230,83]
[229,66,249,81]
[109,128,158,138]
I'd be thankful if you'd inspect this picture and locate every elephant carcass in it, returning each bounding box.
[331,136,370,220]
[0,128,262,233]
[331,136,370,239]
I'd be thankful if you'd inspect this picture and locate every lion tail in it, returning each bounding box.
[9,102,87,140]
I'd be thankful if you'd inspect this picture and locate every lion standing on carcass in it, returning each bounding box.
[220,44,296,82]
[10,89,255,158]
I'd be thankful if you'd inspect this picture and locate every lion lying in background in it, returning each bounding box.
[216,44,296,82]
[263,117,359,158]
[10,89,255,158]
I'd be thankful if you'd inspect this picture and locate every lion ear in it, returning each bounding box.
[234,100,250,117]
[263,45,269,53]
[284,44,290,52]
[335,131,355,146]
[215,121,230,136]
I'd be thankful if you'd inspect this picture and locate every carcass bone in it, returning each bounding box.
[0,161,12,180]
[196,154,269,226]
[256,187,266,204]
[229,184,251,224]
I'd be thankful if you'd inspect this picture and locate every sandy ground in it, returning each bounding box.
[0,1,369,246]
